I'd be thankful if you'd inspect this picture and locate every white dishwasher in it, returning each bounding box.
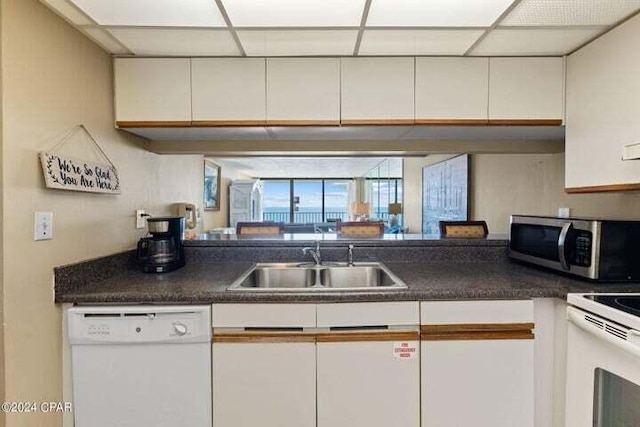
[68,305,212,427]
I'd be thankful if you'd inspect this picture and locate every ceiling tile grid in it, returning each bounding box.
[39,0,640,58]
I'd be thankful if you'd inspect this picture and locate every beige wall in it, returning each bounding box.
[1,0,202,425]
[202,160,250,230]
[0,0,5,421]
[405,153,640,234]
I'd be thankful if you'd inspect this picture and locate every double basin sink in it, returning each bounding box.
[228,262,407,292]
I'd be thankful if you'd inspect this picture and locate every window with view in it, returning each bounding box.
[263,179,351,223]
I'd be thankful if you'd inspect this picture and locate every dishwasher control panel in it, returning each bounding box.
[68,306,211,345]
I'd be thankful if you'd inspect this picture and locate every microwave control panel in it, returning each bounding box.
[572,231,592,267]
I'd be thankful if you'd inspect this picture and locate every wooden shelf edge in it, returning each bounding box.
[565,183,640,193]
[487,119,563,126]
[116,121,192,128]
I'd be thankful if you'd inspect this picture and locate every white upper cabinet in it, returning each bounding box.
[114,58,191,123]
[415,57,489,122]
[341,57,415,123]
[488,57,565,121]
[565,13,640,192]
[191,58,266,124]
[266,58,340,124]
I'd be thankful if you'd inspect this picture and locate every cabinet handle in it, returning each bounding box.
[421,323,535,341]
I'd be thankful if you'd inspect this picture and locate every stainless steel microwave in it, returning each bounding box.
[509,215,640,281]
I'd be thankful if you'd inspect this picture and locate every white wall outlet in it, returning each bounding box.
[136,210,147,229]
[558,207,571,218]
[34,211,53,241]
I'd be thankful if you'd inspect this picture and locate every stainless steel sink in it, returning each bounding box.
[228,262,407,291]
[320,266,397,289]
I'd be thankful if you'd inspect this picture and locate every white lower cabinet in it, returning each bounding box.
[212,302,419,427]
[212,341,316,427]
[316,302,420,426]
[211,301,534,427]
[317,339,420,427]
[421,300,535,427]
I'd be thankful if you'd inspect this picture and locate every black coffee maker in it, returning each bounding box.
[137,216,185,273]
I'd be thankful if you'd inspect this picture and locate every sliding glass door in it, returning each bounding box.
[263,179,351,223]
[262,180,291,223]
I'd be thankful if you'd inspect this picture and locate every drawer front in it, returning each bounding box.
[421,300,534,325]
[211,304,316,328]
[317,302,419,328]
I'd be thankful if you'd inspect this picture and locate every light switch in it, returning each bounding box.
[558,207,571,218]
[34,211,53,241]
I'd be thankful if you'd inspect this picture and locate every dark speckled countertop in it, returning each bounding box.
[54,236,640,304]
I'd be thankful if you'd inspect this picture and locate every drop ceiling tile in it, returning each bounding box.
[471,27,604,55]
[501,0,640,26]
[40,0,92,25]
[108,29,240,56]
[367,0,514,27]
[68,0,226,26]
[238,30,358,56]
[222,0,366,27]
[359,29,485,55]
[84,28,130,54]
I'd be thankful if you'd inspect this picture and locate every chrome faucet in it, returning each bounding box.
[347,244,354,266]
[302,241,322,266]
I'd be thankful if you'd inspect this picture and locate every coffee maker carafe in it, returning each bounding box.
[137,216,185,273]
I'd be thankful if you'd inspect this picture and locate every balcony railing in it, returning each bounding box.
[263,211,348,223]
[263,211,398,223]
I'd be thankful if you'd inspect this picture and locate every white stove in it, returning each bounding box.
[566,293,640,427]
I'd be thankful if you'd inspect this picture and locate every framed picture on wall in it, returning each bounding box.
[204,160,221,211]
[422,154,469,234]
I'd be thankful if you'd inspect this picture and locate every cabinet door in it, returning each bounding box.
[341,57,415,124]
[212,342,316,427]
[114,58,191,124]
[421,339,534,427]
[267,58,340,125]
[415,57,489,123]
[317,338,420,427]
[488,57,564,122]
[191,58,266,125]
[565,14,640,191]
[421,300,535,427]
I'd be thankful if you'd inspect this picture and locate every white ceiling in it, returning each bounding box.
[211,157,402,178]
[40,0,640,57]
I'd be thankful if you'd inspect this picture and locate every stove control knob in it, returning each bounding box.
[173,322,188,336]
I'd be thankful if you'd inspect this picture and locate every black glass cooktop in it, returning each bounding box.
[585,295,640,317]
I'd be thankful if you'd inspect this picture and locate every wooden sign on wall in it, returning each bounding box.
[39,152,121,194]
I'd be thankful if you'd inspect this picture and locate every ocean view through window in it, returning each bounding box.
[263,179,351,223]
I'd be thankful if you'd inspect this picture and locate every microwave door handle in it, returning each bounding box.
[558,222,572,271]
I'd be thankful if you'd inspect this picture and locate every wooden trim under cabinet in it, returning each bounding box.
[487,119,563,126]
[116,121,192,128]
[565,183,640,193]
[340,119,415,126]
[316,331,420,343]
[212,332,316,344]
[192,120,267,127]
[414,119,489,126]
[421,323,535,341]
[266,120,341,127]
